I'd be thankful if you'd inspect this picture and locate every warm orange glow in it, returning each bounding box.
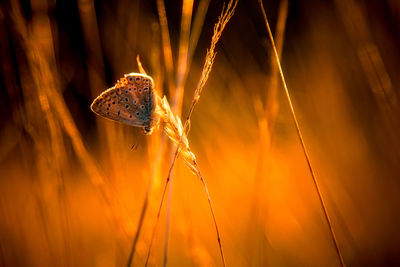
[0,0,399,266]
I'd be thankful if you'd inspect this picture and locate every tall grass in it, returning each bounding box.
[1,0,399,266]
[249,0,288,262]
[258,0,345,266]
[145,1,238,266]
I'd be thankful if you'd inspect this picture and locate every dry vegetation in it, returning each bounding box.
[0,0,400,266]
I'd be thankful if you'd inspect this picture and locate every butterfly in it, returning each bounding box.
[91,73,158,134]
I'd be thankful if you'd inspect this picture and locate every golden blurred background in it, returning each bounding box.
[0,0,399,266]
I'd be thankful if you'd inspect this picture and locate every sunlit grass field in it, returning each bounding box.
[0,0,399,266]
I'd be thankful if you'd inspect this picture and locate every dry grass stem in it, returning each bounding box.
[157,0,175,95]
[258,0,345,266]
[175,0,211,105]
[77,0,105,97]
[158,96,198,174]
[144,96,198,266]
[333,0,396,108]
[125,61,144,265]
[192,0,237,107]
[173,0,194,113]
[2,0,399,266]
[189,0,211,63]
[12,0,128,242]
[126,8,177,264]
[249,0,288,262]
[126,56,168,267]
[127,141,164,267]
[164,2,194,263]
[145,1,238,266]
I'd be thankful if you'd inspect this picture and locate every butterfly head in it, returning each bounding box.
[143,112,160,135]
[143,126,152,135]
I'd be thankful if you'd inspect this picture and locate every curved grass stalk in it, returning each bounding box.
[249,0,288,262]
[145,1,238,266]
[257,0,345,266]
[126,56,165,267]
[163,1,194,265]
[157,0,175,96]
[127,0,177,263]
[126,141,164,267]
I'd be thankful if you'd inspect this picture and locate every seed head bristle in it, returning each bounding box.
[156,95,198,175]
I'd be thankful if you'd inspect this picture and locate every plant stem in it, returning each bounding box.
[258,0,345,266]
[145,1,237,265]
[127,137,165,267]
[194,162,226,267]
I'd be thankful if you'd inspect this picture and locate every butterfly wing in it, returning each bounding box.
[123,73,156,126]
[91,73,156,130]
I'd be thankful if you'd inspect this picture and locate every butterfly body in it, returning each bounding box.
[91,73,158,134]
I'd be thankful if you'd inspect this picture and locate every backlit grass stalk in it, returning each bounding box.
[257,0,345,266]
[144,96,198,267]
[126,142,164,267]
[172,0,193,112]
[14,0,72,263]
[171,0,211,112]
[160,4,211,252]
[252,0,288,208]
[164,1,211,259]
[13,0,128,242]
[188,0,211,65]
[126,57,158,267]
[127,0,179,262]
[249,0,288,263]
[163,1,194,265]
[145,1,238,266]
[333,0,400,157]
[157,0,175,96]
[154,6,177,264]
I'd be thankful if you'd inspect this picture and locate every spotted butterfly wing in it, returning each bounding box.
[91,73,157,134]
